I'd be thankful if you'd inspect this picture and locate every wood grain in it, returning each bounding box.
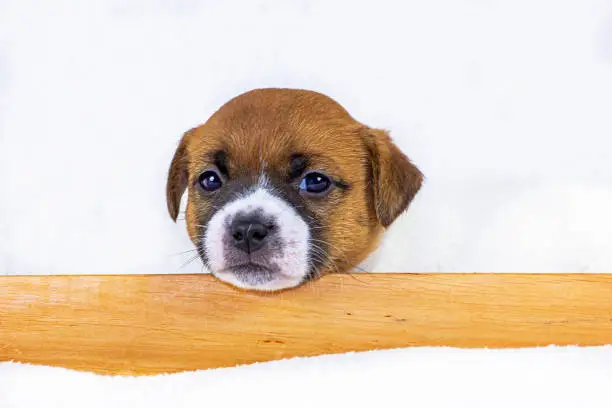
[1,274,612,375]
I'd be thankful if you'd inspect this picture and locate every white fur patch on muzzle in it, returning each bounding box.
[203,187,310,291]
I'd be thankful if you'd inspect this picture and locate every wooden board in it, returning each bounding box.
[1,274,612,375]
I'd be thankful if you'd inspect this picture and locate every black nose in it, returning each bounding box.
[231,219,270,254]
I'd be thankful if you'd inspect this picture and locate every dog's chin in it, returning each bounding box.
[212,264,305,292]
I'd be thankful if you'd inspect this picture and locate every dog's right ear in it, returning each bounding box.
[362,127,423,228]
[166,130,192,222]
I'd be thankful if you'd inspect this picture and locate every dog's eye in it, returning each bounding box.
[299,172,331,195]
[198,170,223,192]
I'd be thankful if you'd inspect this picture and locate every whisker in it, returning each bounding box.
[169,248,199,256]
[175,254,201,273]
[309,237,370,276]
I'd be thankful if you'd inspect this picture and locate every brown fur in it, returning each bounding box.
[167,88,423,276]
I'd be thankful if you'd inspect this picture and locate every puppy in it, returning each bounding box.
[166,88,423,291]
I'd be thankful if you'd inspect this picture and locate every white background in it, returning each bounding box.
[1,0,611,275]
[3,347,612,408]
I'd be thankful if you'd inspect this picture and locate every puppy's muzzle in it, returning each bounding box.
[204,187,310,291]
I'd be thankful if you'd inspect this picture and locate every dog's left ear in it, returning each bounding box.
[363,127,424,228]
[166,130,193,222]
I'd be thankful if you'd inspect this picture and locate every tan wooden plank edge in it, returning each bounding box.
[1,273,611,375]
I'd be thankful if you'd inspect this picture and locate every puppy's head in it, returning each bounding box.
[167,88,422,291]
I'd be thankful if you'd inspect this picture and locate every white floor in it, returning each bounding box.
[2,346,612,408]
